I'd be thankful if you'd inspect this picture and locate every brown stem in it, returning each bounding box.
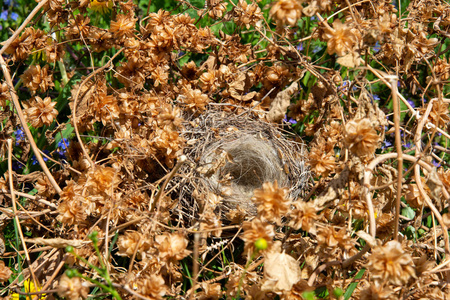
[414,99,450,256]
[387,75,403,241]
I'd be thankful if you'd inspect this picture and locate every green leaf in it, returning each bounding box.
[402,207,415,220]
[344,268,365,300]
[405,226,416,241]
[302,291,316,300]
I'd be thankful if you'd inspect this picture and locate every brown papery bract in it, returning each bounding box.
[321,19,361,57]
[367,240,416,285]
[20,64,54,95]
[0,260,12,282]
[23,96,58,128]
[252,181,291,225]
[344,118,380,158]
[242,218,275,258]
[269,0,303,27]
[57,274,89,300]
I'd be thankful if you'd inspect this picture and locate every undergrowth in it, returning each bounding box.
[1,0,450,299]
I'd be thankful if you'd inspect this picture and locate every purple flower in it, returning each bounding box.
[297,43,303,51]
[283,115,297,125]
[10,12,18,21]
[371,94,380,101]
[407,98,415,108]
[432,160,441,168]
[382,140,392,149]
[392,0,398,9]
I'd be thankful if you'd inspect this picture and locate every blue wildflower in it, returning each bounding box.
[57,138,69,150]
[407,98,415,108]
[10,12,18,21]
[31,150,50,165]
[373,42,380,53]
[15,129,25,142]
[0,11,7,20]
[297,43,303,51]
[12,161,22,171]
[339,81,348,91]
[392,0,398,9]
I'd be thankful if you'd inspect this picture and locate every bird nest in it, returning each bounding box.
[172,108,310,222]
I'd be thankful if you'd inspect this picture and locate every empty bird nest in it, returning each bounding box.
[171,108,310,223]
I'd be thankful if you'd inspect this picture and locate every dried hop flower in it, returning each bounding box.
[344,118,379,158]
[155,233,191,262]
[269,0,303,27]
[110,13,136,39]
[57,274,89,300]
[135,274,167,299]
[367,240,416,285]
[233,0,263,29]
[20,64,54,95]
[23,96,58,128]
[288,201,318,233]
[242,218,275,258]
[117,231,151,260]
[252,181,291,225]
[0,260,12,282]
[322,20,361,57]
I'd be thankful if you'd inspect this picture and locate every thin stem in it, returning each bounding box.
[0,56,62,194]
[387,74,402,241]
[7,139,40,298]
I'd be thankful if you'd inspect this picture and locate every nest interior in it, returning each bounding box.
[174,109,310,221]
